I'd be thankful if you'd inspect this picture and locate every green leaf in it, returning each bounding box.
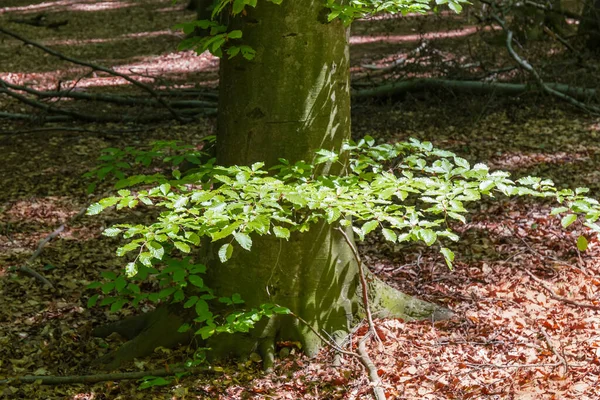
[115,276,127,292]
[87,294,99,308]
[160,183,171,195]
[188,275,204,288]
[86,203,104,215]
[101,282,115,294]
[187,232,200,246]
[125,262,137,278]
[173,289,185,302]
[479,180,495,192]
[218,243,233,262]
[382,228,397,243]
[110,299,127,313]
[173,268,186,282]
[195,299,210,320]
[228,29,243,39]
[231,293,244,304]
[273,226,290,239]
[174,241,191,253]
[326,208,341,223]
[103,227,122,237]
[196,325,215,339]
[561,214,577,228]
[233,232,252,251]
[87,281,102,289]
[158,287,177,299]
[184,296,198,308]
[419,229,437,246]
[577,235,588,252]
[440,247,455,269]
[361,220,379,236]
[147,241,165,260]
[551,207,569,216]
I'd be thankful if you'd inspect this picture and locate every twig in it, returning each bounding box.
[14,225,64,288]
[522,268,600,310]
[335,226,376,334]
[15,206,88,288]
[0,26,185,122]
[0,78,217,108]
[517,236,590,276]
[357,334,386,400]
[0,126,154,136]
[286,310,357,358]
[16,266,54,288]
[0,366,212,385]
[0,111,70,122]
[488,11,600,114]
[466,362,561,369]
[0,86,104,122]
[539,329,569,373]
[288,309,386,400]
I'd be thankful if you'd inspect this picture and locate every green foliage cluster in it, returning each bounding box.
[86,136,598,341]
[176,0,469,58]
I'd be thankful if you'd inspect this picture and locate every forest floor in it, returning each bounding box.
[1,0,600,399]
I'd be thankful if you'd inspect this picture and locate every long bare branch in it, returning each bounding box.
[0,26,185,122]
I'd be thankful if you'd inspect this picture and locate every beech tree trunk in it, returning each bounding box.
[92,0,450,371]
[209,0,448,363]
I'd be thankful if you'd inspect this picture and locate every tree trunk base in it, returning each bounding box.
[91,306,193,371]
[91,279,451,371]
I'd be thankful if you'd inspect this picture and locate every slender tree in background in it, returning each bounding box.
[579,0,600,50]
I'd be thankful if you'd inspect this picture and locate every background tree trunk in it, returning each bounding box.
[579,0,600,50]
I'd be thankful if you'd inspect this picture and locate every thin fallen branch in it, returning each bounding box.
[355,41,428,81]
[8,14,69,30]
[539,329,569,374]
[0,366,211,385]
[14,206,89,288]
[522,268,600,311]
[0,105,215,123]
[289,311,385,400]
[335,226,376,334]
[0,86,105,122]
[0,78,217,108]
[287,310,357,357]
[466,362,562,369]
[519,0,591,22]
[14,224,64,288]
[518,236,590,276]
[352,79,598,101]
[0,26,185,122]
[357,334,386,400]
[487,9,600,114]
[0,111,70,122]
[0,126,154,136]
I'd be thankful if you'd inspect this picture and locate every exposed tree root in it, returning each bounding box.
[91,305,194,371]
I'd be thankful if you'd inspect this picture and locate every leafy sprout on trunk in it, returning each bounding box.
[85,137,598,339]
